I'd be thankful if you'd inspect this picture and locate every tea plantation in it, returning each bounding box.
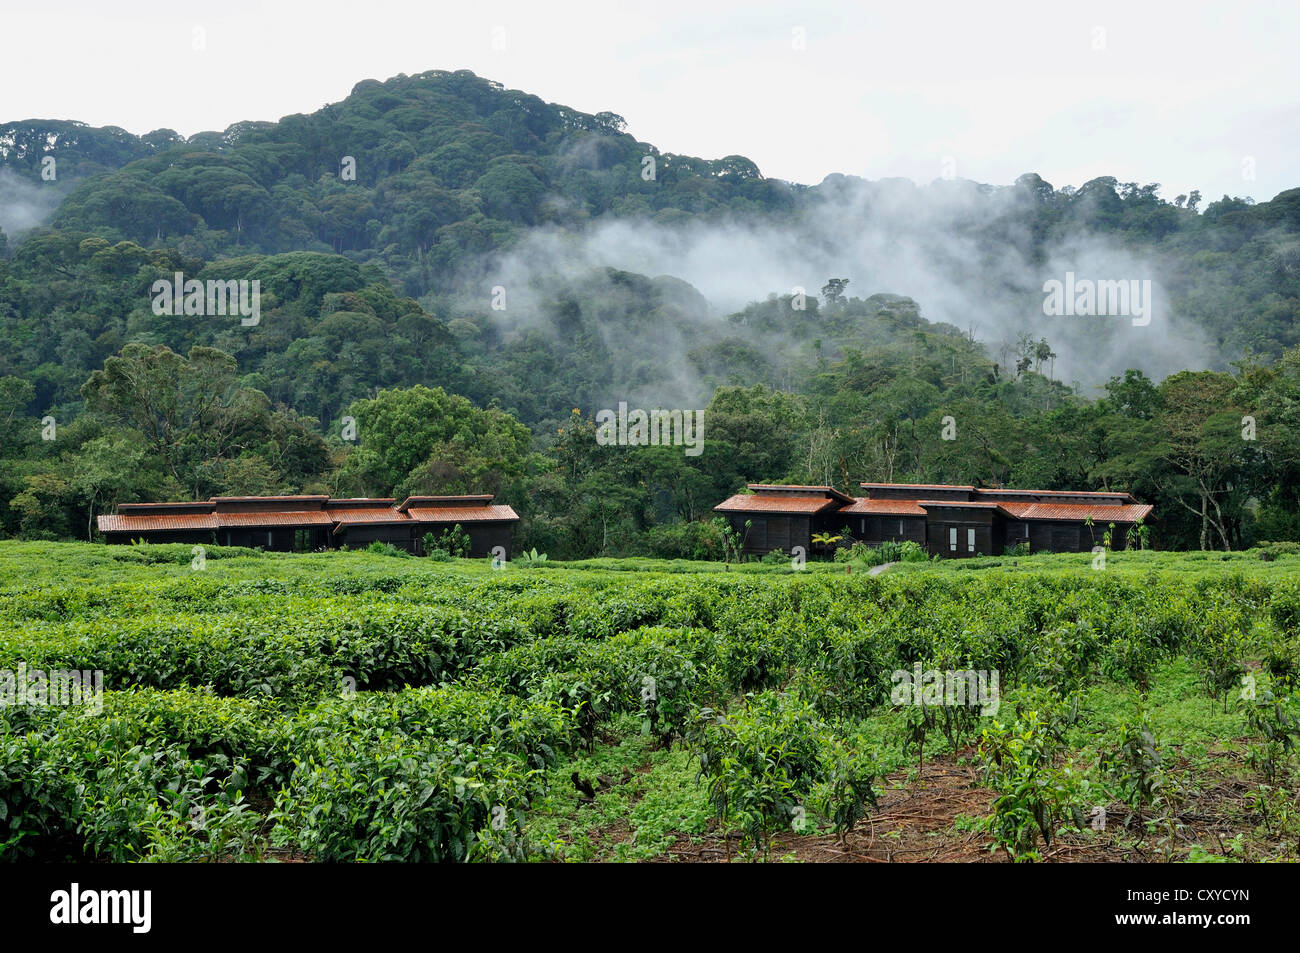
[1,542,1297,862]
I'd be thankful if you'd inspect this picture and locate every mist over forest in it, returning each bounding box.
[1,69,1298,553]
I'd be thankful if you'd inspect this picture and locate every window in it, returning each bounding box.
[967,528,976,553]
[899,519,905,537]
[949,527,957,552]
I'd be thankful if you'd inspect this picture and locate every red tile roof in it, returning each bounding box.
[715,493,845,515]
[405,505,519,523]
[839,498,927,516]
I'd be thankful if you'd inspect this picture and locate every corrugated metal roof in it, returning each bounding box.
[745,484,856,504]
[839,498,927,516]
[976,488,1135,502]
[860,482,976,491]
[405,505,519,523]
[714,494,843,515]
[324,498,396,509]
[215,512,335,527]
[397,495,495,511]
[330,508,410,525]
[858,482,1138,503]
[210,495,330,503]
[99,494,517,535]
[998,502,1154,522]
[98,514,219,533]
[117,502,215,512]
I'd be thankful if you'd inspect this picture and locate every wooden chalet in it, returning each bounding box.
[97,494,520,557]
[715,483,1153,558]
[712,485,857,557]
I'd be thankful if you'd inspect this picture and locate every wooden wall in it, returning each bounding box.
[464,523,515,559]
[338,524,417,553]
[839,515,927,547]
[104,530,217,546]
[735,514,811,555]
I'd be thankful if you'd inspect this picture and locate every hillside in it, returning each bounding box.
[1,69,1299,554]
[2,69,1298,366]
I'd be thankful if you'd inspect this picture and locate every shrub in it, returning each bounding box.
[111,542,263,564]
[1253,541,1300,562]
[1098,705,1164,816]
[834,539,927,567]
[0,700,262,861]
[424,525,470,558]
[644,520,726,560]
[1243,687,1300,784]
[690,692,825,854]
[897,541,929,563]
[270,735,541,862]
[817,732,881,842]
[978,699,1093,861]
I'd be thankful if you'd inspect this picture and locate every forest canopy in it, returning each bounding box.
[1,69,1298,554]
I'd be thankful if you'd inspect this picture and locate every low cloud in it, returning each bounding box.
[462,174,1214,398]
[0,167,66,237]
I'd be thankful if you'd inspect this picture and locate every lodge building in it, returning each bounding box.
[96,494,520,557]
[714,483,1153,558]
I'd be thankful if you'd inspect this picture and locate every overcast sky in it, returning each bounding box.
[6,0,1297,204]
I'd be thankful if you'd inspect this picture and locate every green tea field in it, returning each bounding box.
[2,542,1298,863]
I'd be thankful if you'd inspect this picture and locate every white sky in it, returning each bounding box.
[5,0,1297,204]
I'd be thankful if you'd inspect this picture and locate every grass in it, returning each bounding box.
[525,715,712,861]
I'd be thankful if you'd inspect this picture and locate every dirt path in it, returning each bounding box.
[640,746,1267,863]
